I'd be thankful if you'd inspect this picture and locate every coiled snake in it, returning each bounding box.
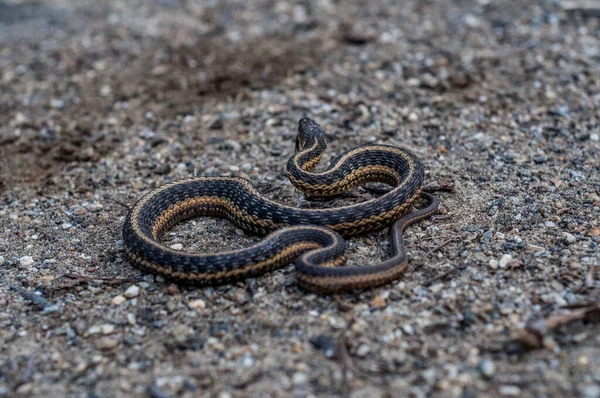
[122,118,439,293]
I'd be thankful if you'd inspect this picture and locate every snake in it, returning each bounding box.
[122,118,439,293]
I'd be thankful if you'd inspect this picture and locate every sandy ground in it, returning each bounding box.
[1,0,599,397]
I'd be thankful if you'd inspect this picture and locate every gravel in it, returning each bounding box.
[1,0,599,397]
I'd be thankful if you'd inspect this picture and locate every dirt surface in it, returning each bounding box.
[1,0,600,397]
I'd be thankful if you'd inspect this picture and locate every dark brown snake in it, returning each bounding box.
[122,118,439,293]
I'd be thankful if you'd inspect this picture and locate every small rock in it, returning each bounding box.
[221,139,241,152]
[169,243,183,251]
[590,133,599,142]
[111,295,126,305]
[309,335,337,358]
[167,284,180,295]
[61,222,72,230]
[500,385,521,396]
[498,254,512,268]
[371,295,387,308]
[479,359,496,379]
[189,299,206,311]
[0,256,5,266]
[101,324,116,335]
[20,256,34,267]
[74,362,87,374]
[356,344,371,357]
[429,283,444,293]
[343,23,377,45]
[97,336,119,350]
[229,165,240,172]
[562,232,576,244]
[587,227,600,237]
[488,259,499,269]
[292,372,308,386]
[580,385,600,398]
[533,153,548,163]
[124,285,140,298]
[420,73,439,89]
[85,202,104,211]
[407,112,419,122]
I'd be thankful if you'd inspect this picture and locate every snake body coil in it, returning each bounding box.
[123,118,439,292]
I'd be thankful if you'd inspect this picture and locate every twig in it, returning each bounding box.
[422,266,461,287]
[337,317,355,398]
[333,295,354,312]
[18,354,36,385]
[10,285,58,312]
[63,273,132,283]
[514,303,600,349]
[52,273,134,290]
[108,197,131,210]
[233,370,264,389]
[426,236,459,255]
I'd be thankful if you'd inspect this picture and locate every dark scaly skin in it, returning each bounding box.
[122,118,439,292]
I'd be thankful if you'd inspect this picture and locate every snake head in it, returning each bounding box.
[296,117,326,152]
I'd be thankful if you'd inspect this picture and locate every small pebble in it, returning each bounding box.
[0,256,5,266]
[97,336,119,350]
[479,359,496,379]
[500,385,521,396]
[189,299,206,311]
[124,285,140,299]
[111,295,126,305]
[562,232,576,244]
[356,344,371,357]
[20,256,34,267]
[292,372,308,386]
[169,243,183,250]
[101,324,116,335]
[590,133,599,142]
[498,254,512,268]
[488,259,499,269]
[371,296,387,308]
[407,112,419,122]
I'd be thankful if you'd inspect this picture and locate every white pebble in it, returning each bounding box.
[0,256,5,266]
[20,256,34,267]
[562,232,576,244]
[169,243,183,251]
[500,385,521,396]
[86,203,104,211]
[407,112,419,122]
[101,324,116,335]
[292,372,308,386]
[356,344,371,357]
[124,285,140,298]
[127,313,137,326]
[97,336,118,350]
[429,283,444,293]
[111,295,126,305]
[498,254,512,268]
[488,259,499,269]
[229,165,240,172]
[61,222,72,230]
[590,133,599,141]
[188,299,206,311]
